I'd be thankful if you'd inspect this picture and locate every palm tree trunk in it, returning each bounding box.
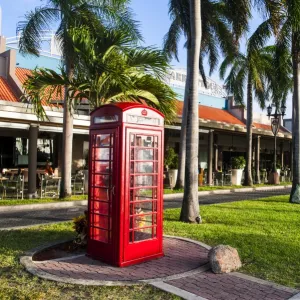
[180,0,201,223]
[244,73,253,186]
[60,65,74,198]
[175,49,191,189]
[290,32,300,203]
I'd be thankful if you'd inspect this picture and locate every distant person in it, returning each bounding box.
[45,161,54,175]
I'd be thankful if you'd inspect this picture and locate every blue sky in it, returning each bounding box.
[0,0,292,117]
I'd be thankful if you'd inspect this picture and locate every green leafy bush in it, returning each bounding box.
[73,211,88,245]
[164,148,178,169]
[231,156,246,169]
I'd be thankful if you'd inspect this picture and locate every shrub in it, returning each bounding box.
[231,156,246,169]
[164,148,178,169]
[73,211,88,245]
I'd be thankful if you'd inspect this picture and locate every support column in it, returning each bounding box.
[280,142,284,168]
[255,136,260,184]
[290,141,293,181]
[28,124,39,198]
[214,133,218,171]
[207,130,214,185]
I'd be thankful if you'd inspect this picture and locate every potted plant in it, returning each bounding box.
[231,156,246,185]
[276,162,282,177]
[164,148,178,189]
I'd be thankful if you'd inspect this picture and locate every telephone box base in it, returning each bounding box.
[86,251,164,268]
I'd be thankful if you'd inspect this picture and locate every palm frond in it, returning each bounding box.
[18,6,60,55]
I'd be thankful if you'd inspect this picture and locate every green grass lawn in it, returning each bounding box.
[0,195,87,206]
[0,223,177,300]
[163,182,292,194]
[164,195,300,288]
[1,194,299,299]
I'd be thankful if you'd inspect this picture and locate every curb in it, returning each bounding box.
[0,200,87,212]
[163,185,292,200]
[230,272,299,295]
[20,236,210,287]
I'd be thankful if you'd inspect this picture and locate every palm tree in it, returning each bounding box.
[22,25,177,129]
[220,19,292,186]
[177,0,202,223]
[271,2,300,203]
[164,0,250,190]
[18,0,140,198]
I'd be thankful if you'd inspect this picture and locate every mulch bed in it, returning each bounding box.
[33,240,86,261]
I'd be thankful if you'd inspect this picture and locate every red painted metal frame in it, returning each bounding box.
[87,103,164,267]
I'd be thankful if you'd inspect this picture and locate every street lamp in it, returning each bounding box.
[266,103,286,183]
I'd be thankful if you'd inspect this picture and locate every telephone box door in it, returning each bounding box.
[124,128,163,262]
[88,129,117,260]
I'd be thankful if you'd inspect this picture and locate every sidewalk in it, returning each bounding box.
[21,235,300,300]
[0,185,291,212]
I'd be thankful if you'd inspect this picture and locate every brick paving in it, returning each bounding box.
[22,236,299,299]
[34,237,209,281]
[167,270,296,300]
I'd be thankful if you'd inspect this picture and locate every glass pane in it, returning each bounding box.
[93,161,112,173]
[95,134,111,147]
[153,226,157,238]
[94,115,118,124]
[131,162,156,173]
[131,175,157,187]
[130,134,135,146]
[91,228,110,243]
[93,201,110,215]
[94,148,112,160]
[130,201,153,216]
[130,188,155,201]
[135,135,154,147]
[93,215,110,230]
[135,149,153,160]
[130,214,153,229]
[93,175,110,187]
[133,228,152,242]
[93,188,109,201]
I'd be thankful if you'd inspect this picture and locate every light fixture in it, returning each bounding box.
[267,104,272,118]
[281,104,287,116]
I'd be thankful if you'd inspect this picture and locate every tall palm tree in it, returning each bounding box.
[220,19,292,186]
[164,0,250,190]
[18,0,140,198]
[22,25,177,127]
[178,0,202,223]
[271,2,300,203]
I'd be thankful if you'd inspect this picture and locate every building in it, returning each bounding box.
[0,34,292,195]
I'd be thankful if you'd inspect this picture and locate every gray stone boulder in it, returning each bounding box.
[209,245,242,274]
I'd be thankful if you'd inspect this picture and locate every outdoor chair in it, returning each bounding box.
[223,172,232,186]
[2,175,23,199]
[214,172,224,186]
[41,176,61,198]
[0,178,6,199]
[71,173,85,195]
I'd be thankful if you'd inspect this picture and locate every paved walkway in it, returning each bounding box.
[1,188,290,229]
[21,236,300,300]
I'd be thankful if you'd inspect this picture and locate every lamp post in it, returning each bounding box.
[267,103,286,184]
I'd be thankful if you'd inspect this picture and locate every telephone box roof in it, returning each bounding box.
[90,102,165,118]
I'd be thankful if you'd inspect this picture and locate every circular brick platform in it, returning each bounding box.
[20,236,209,286]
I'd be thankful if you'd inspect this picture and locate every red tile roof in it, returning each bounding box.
[0,77,18,102]
[176,101,245,126]
[16,67,63,106]
[253,122,289,134]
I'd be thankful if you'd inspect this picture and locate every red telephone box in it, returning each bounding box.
[87,103,164,267]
